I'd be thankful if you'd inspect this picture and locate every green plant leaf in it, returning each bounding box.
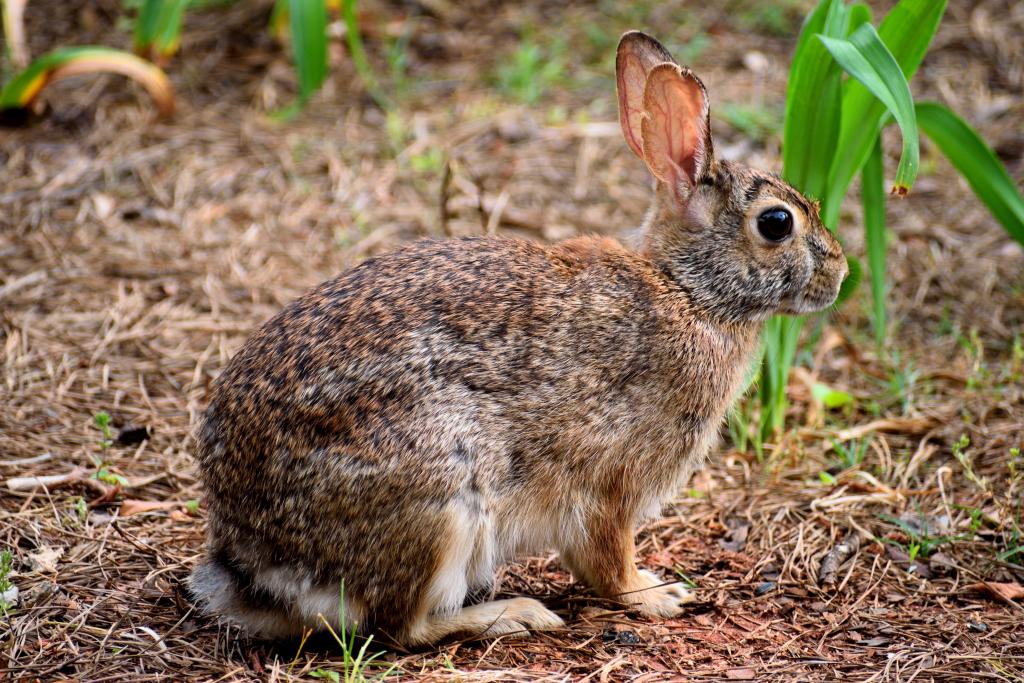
[812,381,855,409]
[916,101,1024,246]
[781,0,847,201]
[0,46,175,116]
[822,0,947,227]
[819,23,919,196]
[862,135,887,345]
[835,253,862,306]
[846,3,873,35]
[289,0,328,103]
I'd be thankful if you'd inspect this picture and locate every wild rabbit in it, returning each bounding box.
[189,31,847,646]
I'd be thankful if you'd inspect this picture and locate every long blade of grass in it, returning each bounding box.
[862,135,887,345]
[341,0,390,110]
[0,46,175,116]
[289,0,328,102]
[916,102,1024,245]
[781,0,847,200]
[819,23,919,196]
[822,0,946,227]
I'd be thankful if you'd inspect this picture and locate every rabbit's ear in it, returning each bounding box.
[640,63,714,198]
[616,31,676,159]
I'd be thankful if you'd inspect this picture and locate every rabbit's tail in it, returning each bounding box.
[188,551,347,638]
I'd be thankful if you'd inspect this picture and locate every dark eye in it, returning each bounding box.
[756,208,793,242]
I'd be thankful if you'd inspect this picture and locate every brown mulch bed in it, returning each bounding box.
[2,0,1022,680]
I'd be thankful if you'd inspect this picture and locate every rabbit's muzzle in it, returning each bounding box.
[785,232,847,314]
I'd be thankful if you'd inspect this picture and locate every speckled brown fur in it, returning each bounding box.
[190,32,846,645]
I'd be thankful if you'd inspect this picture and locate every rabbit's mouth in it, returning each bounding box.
[782,274,844,315]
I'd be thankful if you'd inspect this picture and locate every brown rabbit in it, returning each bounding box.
[189,31,847,646]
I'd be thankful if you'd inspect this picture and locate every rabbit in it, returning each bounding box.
[188,30,847,647]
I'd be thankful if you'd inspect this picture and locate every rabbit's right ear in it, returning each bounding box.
[616,31,676,159]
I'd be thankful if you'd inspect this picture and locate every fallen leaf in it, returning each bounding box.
[719,519,750,553]
[966,581,1024,603]
[27,546,64,573]
[725,668,757,680]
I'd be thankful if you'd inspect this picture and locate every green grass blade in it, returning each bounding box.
[341,0,390,110]
[862,135,887,345]
[134,0,187,59]
[155,0,188,58]
[819,23,919,196]
[822,0,947,227]
[0,46,175,116]
[289,0,328,103]
[134,0,162,53]
[916,101,1024,245]
[781,0,846,200]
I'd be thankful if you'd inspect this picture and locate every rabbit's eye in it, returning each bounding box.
[757,208,793,242]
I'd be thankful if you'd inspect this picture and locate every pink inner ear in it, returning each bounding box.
[616,52,649,159]
[640,64,708,190]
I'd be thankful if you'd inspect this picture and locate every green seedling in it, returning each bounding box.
[0,550,14,616]
[495,37,566,105]
[879,512,964,565]
[718,102,784,144]
[831,437,869,471]
[92,411,129,487]
[313,582,396,682]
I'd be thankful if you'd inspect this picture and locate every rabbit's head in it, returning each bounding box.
[616,31,848,323]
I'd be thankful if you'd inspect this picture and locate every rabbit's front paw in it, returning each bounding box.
[623,569,695,618]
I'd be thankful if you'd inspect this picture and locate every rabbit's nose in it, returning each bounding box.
[838,256,849,282]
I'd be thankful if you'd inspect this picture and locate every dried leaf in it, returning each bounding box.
[726,668,757,680]
[27,546,64,573]
[719,519,750,553]
[966,581,1024,603]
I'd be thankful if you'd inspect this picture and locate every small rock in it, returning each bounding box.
[1,585,18,607]
[726,667,757,680]
[755,581,776,596]
[743,51,769,73]
[968,621,988,632]
[602,627,640,645]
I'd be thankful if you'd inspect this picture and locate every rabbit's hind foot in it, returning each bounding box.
[406,597,564,645]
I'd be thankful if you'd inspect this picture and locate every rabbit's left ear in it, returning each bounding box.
[640,63,714,198]
[616,31,676,159]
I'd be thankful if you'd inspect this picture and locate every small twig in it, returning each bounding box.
[6,468,107,496]
[0,452,52,467]
[439,156,454,237]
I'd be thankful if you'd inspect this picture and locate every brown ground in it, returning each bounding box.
[2,0,1023,681]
